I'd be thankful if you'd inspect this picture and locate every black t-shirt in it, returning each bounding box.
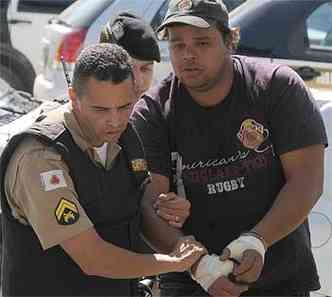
[131,56,327,290]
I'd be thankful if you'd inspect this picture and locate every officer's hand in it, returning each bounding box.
[220,234,265,284]
[171,235,207,257]
[153,192,190,228]
[208,276,248,297]
[171,236,207,272]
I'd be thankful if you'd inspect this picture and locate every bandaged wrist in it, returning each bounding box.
[227,234,266,263]
[242,231,268,250]
[190,254,234,291]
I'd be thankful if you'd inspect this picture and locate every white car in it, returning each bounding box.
[32,0,180,100]
[0,85,61,154]
[3,0,75,93]
[7,0,75,74]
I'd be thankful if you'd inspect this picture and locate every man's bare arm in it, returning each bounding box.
[61,226,205,279]
[146,175,247,296]
[141,173,184,253]
[253,144,324,246]
[222,144,325,284]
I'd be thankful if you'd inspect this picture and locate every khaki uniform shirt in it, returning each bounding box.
[4,103,121,250]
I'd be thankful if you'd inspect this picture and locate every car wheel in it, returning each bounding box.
[0,64,26,91]
[0,44,36,94]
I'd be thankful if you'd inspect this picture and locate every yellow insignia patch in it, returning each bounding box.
[237,118,269,150]
[55,198,79,225]
[131,159,147,172]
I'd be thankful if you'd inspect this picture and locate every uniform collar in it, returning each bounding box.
[63,103,121,168]
[63,103,90,153]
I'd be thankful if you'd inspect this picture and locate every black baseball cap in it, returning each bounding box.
[157,0,230,38]
[100,13,161,63]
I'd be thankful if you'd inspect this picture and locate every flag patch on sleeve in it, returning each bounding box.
[40,170,67,192]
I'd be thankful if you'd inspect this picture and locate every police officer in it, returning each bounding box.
[100,13,191,228]
[0,43,206,297]
[100,13,161,99]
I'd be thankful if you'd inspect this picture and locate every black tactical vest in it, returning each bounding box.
[0,120,150,297]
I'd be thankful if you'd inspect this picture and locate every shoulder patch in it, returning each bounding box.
[40,170,67,191]
[55,198,79,225]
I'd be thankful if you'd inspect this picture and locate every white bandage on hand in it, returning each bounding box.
[190,254,234,291]
[226,234,266,263]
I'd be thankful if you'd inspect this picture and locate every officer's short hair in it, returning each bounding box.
[72,43,133,98]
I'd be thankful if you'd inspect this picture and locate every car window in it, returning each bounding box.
[307,2,332,50]
[288,1,332,63]
[17,0,75,14]
[224,0,246,11]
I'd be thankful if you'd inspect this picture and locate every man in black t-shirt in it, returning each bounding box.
[130,0,327,296]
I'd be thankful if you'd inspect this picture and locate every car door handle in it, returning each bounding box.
[8,19,32,25]
[296,66,321,81]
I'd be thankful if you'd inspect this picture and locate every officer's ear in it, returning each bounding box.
[68,86,81,111]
